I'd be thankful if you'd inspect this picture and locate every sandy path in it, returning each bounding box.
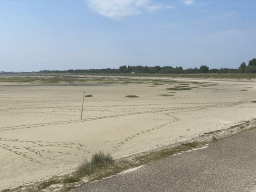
[1,77,256,190]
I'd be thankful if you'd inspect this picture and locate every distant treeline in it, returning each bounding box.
[40,58,256,74]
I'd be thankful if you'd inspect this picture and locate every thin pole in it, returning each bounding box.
[81,91,85,119]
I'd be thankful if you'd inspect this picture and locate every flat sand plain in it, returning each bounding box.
[1,75,256,190]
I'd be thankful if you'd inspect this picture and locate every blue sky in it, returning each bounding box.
[1,0,255,72]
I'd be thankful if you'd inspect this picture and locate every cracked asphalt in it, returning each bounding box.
[72,128,256,192]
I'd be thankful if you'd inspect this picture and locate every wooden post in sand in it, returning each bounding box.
[81,92,85,119]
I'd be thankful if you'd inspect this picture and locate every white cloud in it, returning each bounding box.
[154,23,175,29]
[147,5,162,12]
[86,0,173,19]
[183,0,194,6]
[210,11,239,20]
[165,5,174,9]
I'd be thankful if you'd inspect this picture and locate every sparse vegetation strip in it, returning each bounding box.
[166,87,192,91]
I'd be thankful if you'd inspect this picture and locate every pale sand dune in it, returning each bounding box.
[1,77,256,190]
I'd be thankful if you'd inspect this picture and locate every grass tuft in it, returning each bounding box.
[85,95,93,97]
[63,176,80,183]
[91,152,114,166]
[75,152,114,177]
[212,136,218,142]
[37,179,60,190]
[181,142,199,148]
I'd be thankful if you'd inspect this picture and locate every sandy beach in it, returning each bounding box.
[1,75,256,190]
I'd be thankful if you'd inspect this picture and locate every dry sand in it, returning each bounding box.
[1,76,256,190]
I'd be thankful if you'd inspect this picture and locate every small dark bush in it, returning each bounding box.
[126,95,139,98]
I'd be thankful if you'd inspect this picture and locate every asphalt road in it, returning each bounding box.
[72,129,256,192]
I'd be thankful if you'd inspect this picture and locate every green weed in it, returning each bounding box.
[159,94,174,97]
[37,179,60,190]
[63,176,80,183]
[126,95,139,98]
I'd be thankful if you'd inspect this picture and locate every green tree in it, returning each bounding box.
[199,65,209,73]
[248,58,256,66]
[176,66,183,74]
[239,62,246,73]
[136,65,143,73]
[161,66,174,73]
[119,65,127,73]
[209,69,219,73]
[246,66,256,73]
[185,67,199,74]
[127,65,132,73]
[143,66,149,73]
[154,65,161,72]
[149,67,157,73]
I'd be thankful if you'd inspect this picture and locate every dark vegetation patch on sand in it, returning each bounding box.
[125,95,139,98]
